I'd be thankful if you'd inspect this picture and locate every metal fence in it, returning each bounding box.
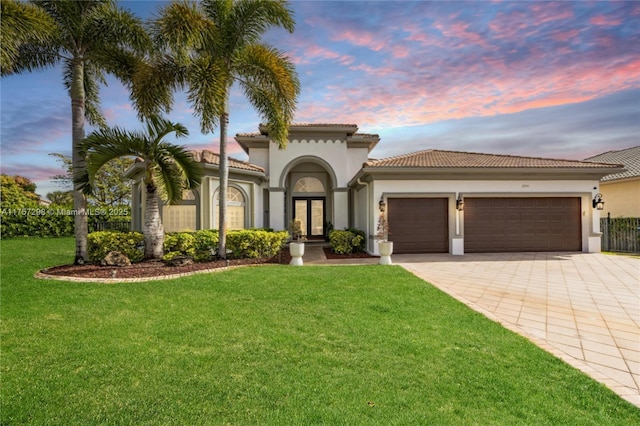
[600,216,640,253]
[92,221,131,232]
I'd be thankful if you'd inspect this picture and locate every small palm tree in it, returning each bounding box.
[133,0,300,258]
[3,0,150,264]
[75,117,204,260]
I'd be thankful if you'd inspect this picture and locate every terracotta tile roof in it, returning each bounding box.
[235,131,262,138]
[289,123,358,128]
[365,149,624,169]
[192,150,265,173]
[583,146,640,181]
[238,123,360,138]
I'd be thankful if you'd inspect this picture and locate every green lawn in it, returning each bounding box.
[1,238,639,425]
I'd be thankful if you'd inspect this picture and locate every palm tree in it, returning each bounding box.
[76,117,204,260]
[0,0,55,74]
[133,0,300,258]
[3,0,150,264]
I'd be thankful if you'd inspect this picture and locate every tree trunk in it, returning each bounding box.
[143,182,164,259]
[217,103,229,259]
[71,59,88,264]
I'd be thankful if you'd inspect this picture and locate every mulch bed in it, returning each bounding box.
[40,248,375,280]
[322,247,376,259]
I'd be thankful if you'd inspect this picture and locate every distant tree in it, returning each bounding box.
[49,152,133,206]
[4,0,150,264]
[76,117,203,260]
[46,190,73,206]
[135,0,300,258]
[0,174,40,207]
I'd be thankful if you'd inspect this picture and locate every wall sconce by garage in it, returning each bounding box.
[379,196,386,213]
[456,194,464,211]
[592,193,605,210]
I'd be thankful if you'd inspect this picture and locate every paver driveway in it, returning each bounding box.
[396,252,640,408]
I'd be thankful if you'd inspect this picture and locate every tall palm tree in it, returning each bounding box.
[3,0,150,264]
[133,0,300,258]
[76,117,204,260]
[0,0,55,74]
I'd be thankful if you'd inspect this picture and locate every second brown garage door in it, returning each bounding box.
[464,197,581,252]
[388,198,448,254]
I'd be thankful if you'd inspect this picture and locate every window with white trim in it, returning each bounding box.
[216,186,246,230]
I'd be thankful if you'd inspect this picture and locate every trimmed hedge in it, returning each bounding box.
[0,207,74,238]
[226,230,289,259]
[0,206,131,239]
[164,230,219,262]
[88,231,145,263]
[329,229,365,255]
[88,229,287,263]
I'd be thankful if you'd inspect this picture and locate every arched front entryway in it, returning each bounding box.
[281,157,338,240]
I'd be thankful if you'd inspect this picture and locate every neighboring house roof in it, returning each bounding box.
[192,150,265,173]
[583,146,640,182]
[365,149,624,169]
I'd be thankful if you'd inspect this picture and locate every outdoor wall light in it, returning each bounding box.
[379,196,386,213]
[592,193,605,210]
[456,194,464,211]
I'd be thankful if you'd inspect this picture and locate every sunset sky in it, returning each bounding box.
[1,0,639,198]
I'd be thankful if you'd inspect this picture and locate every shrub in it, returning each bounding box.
[193,229,219,261]
[344,228,366,252]
[164,232,197,258]
[226,230,289,259]
[329,229,365,255]
[88,231,144,262]
[0,207,75,238]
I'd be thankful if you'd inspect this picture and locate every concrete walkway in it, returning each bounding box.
[303,247,640,407]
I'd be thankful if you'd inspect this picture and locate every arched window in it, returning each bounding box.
[294,177,324,193]
[216,186,246,230]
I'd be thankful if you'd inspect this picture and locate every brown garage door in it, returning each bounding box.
[464,197,581,253]
[388,198,448,253]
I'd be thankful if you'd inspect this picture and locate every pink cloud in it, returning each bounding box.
[551,29,580,42]
[590,15,622,26]
[289,44,354,66]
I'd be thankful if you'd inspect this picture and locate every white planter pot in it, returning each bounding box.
[289,242,305,266]
[378,241,393,265]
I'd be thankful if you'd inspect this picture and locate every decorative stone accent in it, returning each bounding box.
[167,255,194,267]
[101,251,131,267]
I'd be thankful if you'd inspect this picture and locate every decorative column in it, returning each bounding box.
[269,188,286,231]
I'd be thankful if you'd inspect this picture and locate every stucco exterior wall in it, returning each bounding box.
[367,178,604,254]
[599,179,640,218]
[269,140,353,188]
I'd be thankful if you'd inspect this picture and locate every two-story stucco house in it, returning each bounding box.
[128,123,623,255]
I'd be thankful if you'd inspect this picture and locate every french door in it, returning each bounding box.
[293,197,325,239]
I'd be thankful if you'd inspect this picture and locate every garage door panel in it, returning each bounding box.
[465,197,581,253]
[388,198,448,254]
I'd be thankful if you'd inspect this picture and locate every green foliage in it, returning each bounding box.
[3,238,640,425]
[193,229,219,261]
[329,229,365,255]
[164,232,197,257]
[49,153,134,207]
[345,227,366,252]
[0,207,74,239]
[163,230,220,261]
[226,230,289,259]
[162,251,183,262]
[46,190,74,206]
[87,231,144,263]
[0,174,40,207]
